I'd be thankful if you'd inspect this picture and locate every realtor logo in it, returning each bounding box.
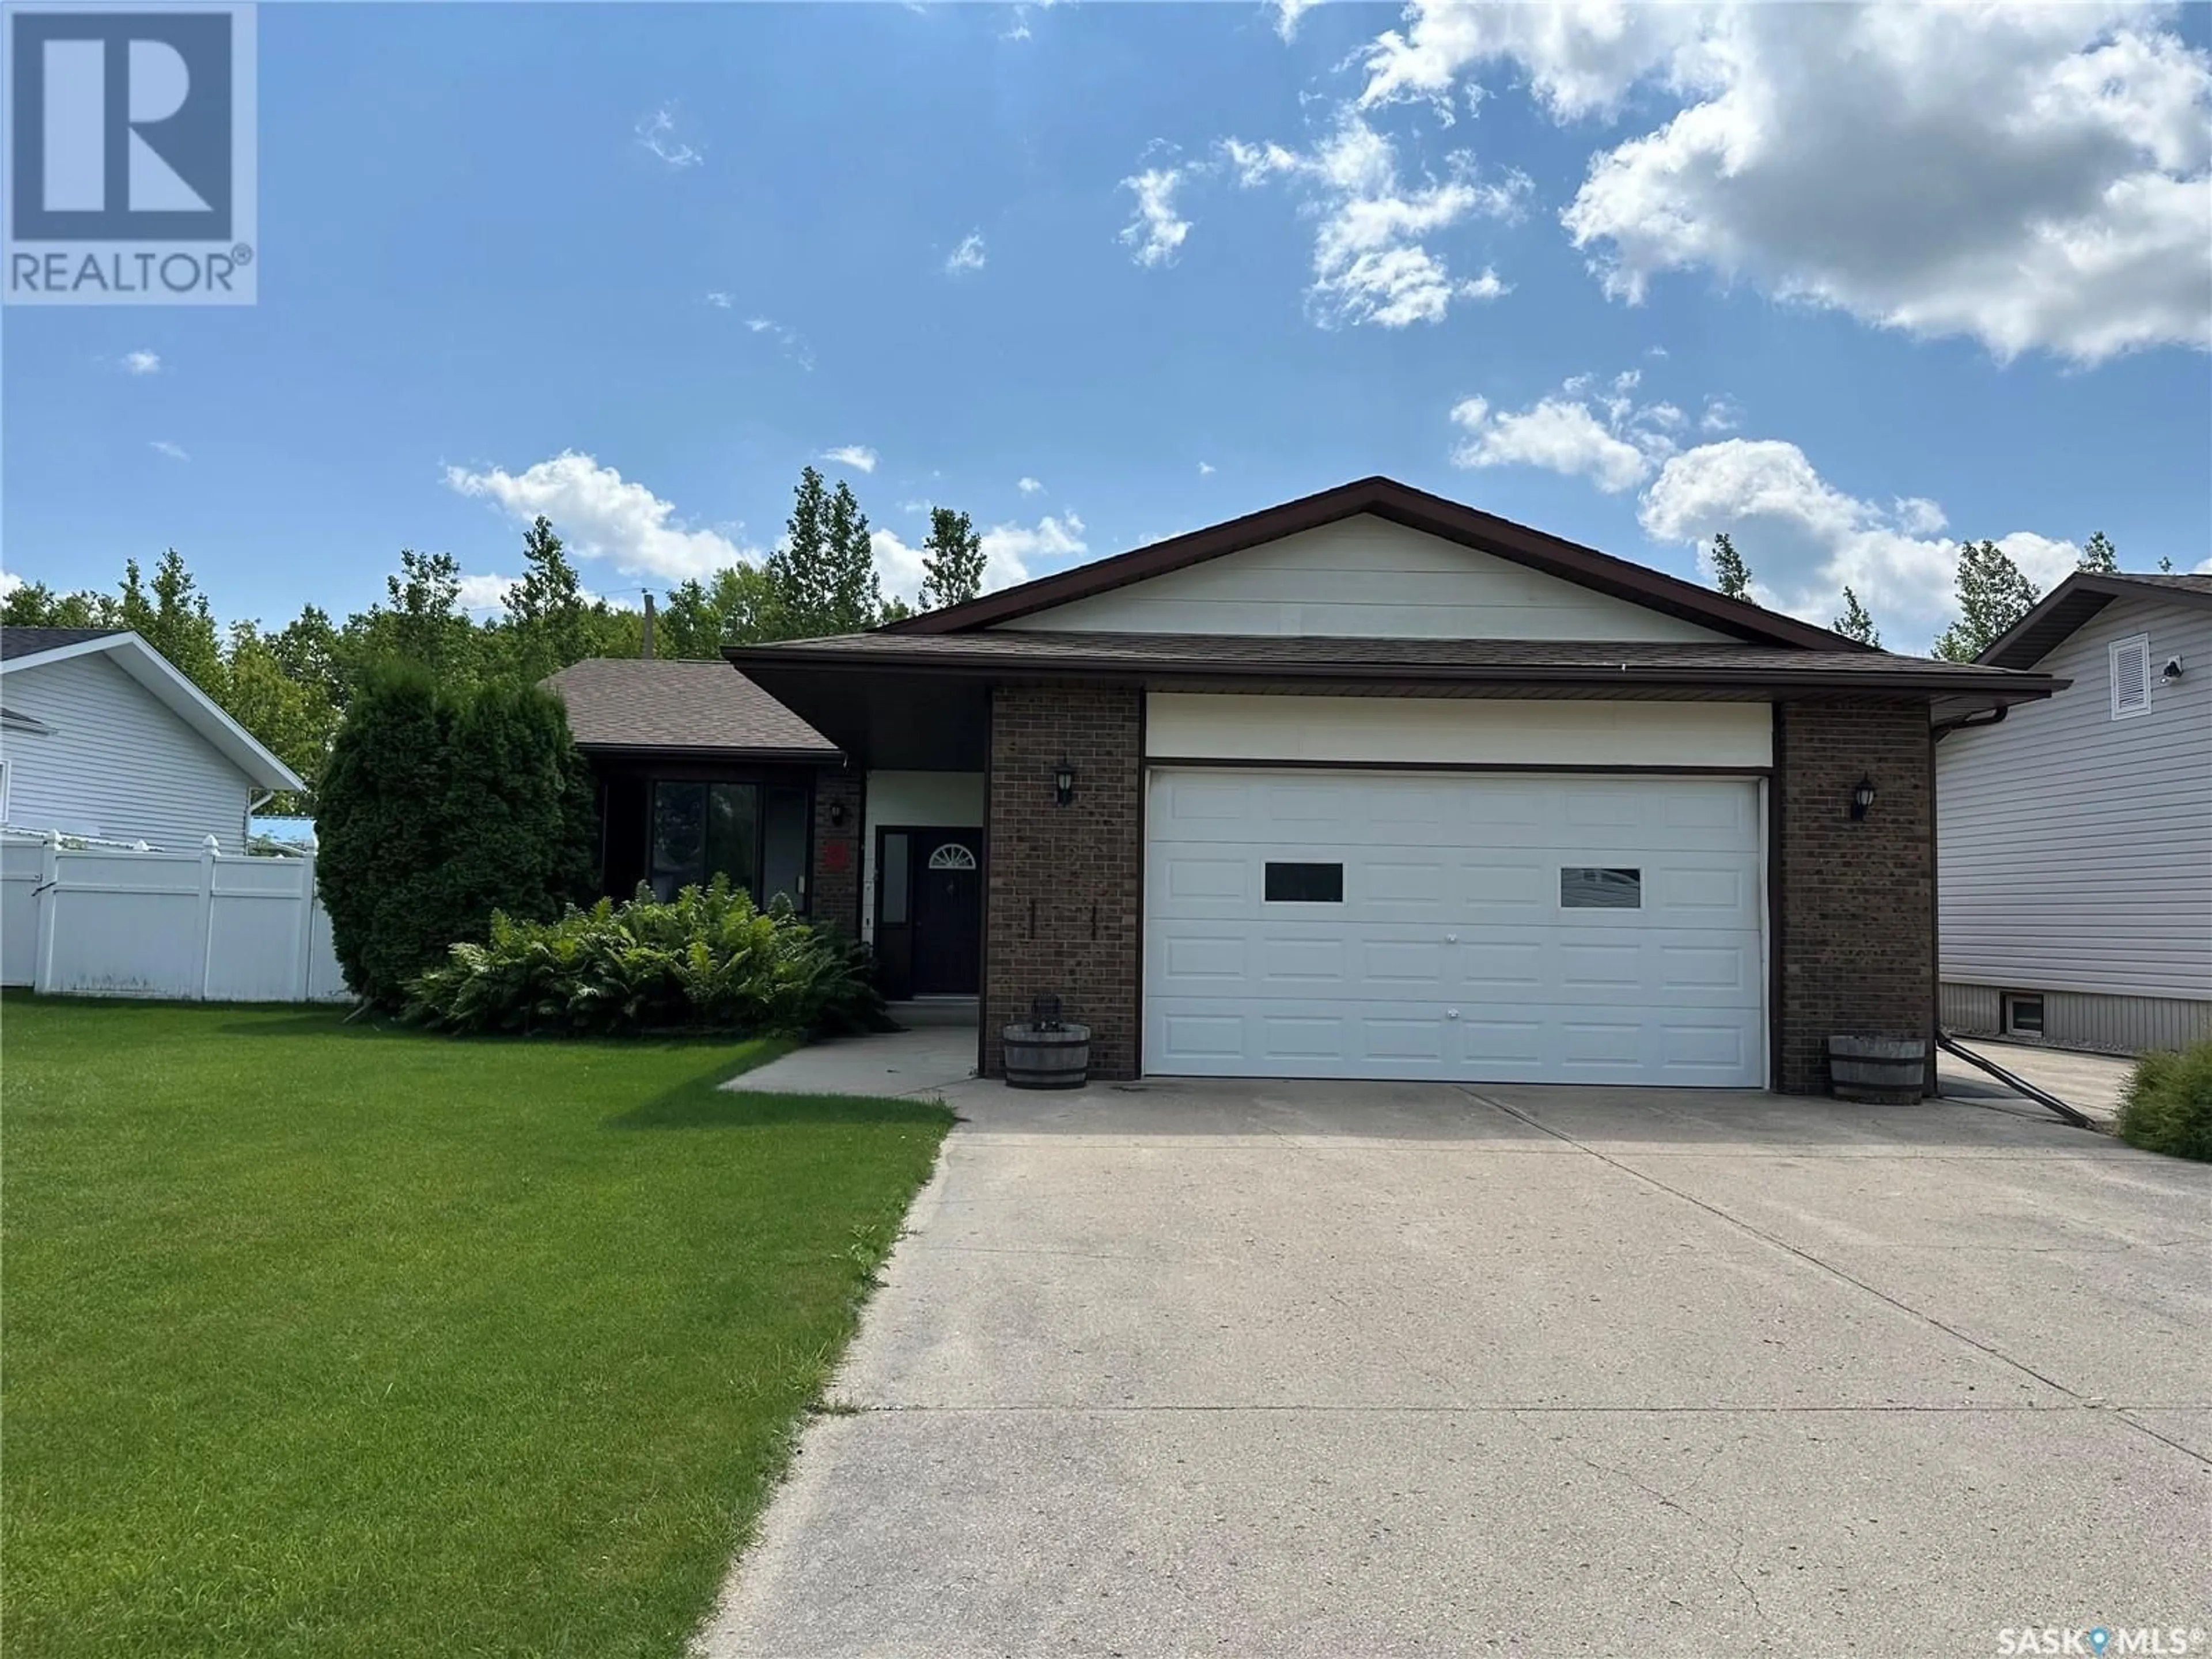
[5,4,257,304]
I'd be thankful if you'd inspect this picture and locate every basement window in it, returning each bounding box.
[2003,993,2045,1037]
[1560,867,1642,909]
[1264,861,1344,903]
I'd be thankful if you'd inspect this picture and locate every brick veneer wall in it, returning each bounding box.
[810,766,865,938]
[984,684,1143,1080]
[1774,698,1935,1094]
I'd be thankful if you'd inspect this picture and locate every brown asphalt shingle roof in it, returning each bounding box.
[729,630,2054,690]
[544,657,839,757]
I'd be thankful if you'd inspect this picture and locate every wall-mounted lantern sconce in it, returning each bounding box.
[1053,759,1077,807]
[2162,656,2186,684]
[1849,775,1877,821]
[827,799,850,830]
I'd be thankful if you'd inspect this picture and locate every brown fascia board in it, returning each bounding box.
[724,641,2064,701]
[888,476,1868,653]
[1979,571,2212,669]
[578,741,844,764]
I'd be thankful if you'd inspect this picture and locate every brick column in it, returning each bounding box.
[1773,699,1935,1094]
[810,766,864,938]
[984,684,1143,1080]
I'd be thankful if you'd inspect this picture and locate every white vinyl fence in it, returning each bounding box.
[1,831,350,1002]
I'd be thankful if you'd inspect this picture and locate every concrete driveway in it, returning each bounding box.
[698,1071,2211,1658]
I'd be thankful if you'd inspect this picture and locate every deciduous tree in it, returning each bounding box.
[919,507,986,609]
[1709,532,1752,601]
[1932,540,2040,662]
[1832,586,1881,647]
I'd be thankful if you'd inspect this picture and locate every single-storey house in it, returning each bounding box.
[1937,571,2211,1052]
[727,477,2061,1093]
[0,626,303,850]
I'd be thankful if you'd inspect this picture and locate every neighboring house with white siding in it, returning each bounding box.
[0,627,302,851]
[1937,573,2212,1054]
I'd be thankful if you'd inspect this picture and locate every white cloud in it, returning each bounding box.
[1274,0,1325,43]
[455,573,517,613]
[1221,116,1526,327]
[1358,2,2212,362]
[1699,395,1743,434]
[122,349,162,375]
[945,231,987,274]
[1637,437,2079,637]
[0,571,22,599]
[1119,164,1194,267]
[1198,461,1216,476]
[1449,393,1655,494]
[982,512,1085,578]
[149,440,188,461]
[704,291,732,308]
[444,452,753,581]
[820,445,878,474]
[869,512,1075,605]
[741,316,814,370]
[1359,1,1699,123]
[1003,5,1032,41]
[635,106,702,168]
[1017,476,1044,495]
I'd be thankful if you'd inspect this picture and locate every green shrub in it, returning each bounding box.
[319,665,595,1006]
[2116,1040,2212,1162]
[403,877,892,1038]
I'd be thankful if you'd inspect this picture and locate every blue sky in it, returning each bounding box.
[6,1,2209,650]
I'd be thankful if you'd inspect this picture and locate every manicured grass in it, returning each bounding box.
[1,997,952,1657]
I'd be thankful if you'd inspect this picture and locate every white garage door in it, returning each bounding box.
[1145,769,1766,1086]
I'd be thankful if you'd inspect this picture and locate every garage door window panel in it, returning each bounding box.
[1264,861,1344,903]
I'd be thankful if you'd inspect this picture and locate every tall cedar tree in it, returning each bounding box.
[919,507,986,609]
[1832,586,1881,647]
[2078,531,2119,573]
[317,665,594,1004]
[1932,540,2040,662]
[1708,532,1753,601]
[822,478,883,634]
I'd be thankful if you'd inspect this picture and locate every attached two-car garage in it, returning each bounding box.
[1143,768,1767,1086]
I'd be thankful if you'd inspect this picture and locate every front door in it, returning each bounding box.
[876,827,983,998]
[910,830,982,995]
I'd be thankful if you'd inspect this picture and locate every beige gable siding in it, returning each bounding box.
[999,514,1732,642]
[1938,595,2212,1003]
[2,653,254,850]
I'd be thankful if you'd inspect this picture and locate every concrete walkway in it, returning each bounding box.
[696,1066,2211,1658]
[724,1002,977,1100]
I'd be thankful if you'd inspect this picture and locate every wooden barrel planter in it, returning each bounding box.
[1003,1021,1091,1090]
[1828,1035,1928,1104]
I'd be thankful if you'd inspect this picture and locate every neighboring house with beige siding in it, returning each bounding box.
[0,627,301,851]
[1937,573,2212,1053]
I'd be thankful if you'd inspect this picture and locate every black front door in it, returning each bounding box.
[908,829,982,995]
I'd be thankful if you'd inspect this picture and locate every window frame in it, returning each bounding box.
[1263,861,1345,904]
[2109,633,2152,720]
[1559,866,1643,910]
[647,777,811,911]
[2002,992,2046,1037]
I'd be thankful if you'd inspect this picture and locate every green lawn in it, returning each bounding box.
[1,997,952,1658]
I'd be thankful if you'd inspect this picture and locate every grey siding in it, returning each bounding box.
[1942,981,2212,1052]
[1,653,253,850]
[1937,594,2212,1012]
